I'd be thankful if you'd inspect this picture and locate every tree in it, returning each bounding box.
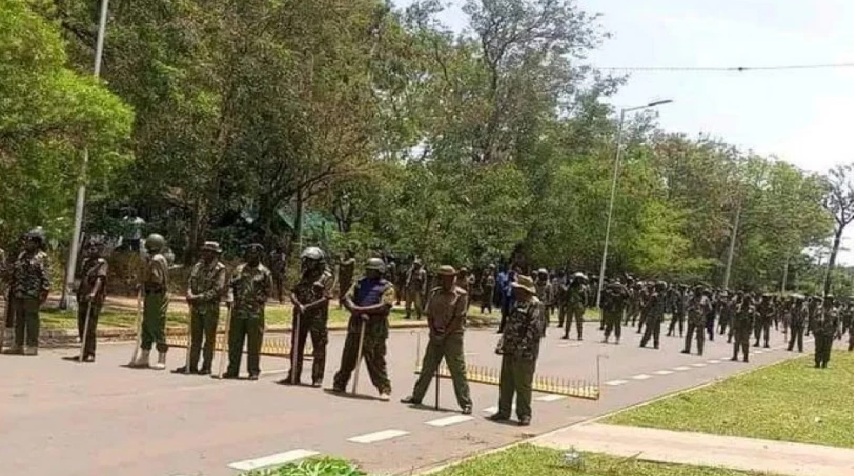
[822,163,854,297]
[0,0,133,244]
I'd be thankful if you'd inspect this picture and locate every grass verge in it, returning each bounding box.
[428,444,775,476]
[243,457,365,476]
[605,351,854,448]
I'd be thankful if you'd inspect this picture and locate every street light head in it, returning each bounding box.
[647,99,673,107]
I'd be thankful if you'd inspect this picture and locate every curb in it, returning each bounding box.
[407,347,814,476]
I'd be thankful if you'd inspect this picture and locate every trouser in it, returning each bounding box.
[227,316,264,376]
[13,298,40,348]
[141,292,168,353]
[557,304,567,327]
[667,312,684,336]
[732,330,750,361]
[788,323,804,352]
[481,289,493,313]
[272,272,286,303]
[564,306,584,339]
[705,313,716,341]
[289,313,328,383]
[77,299,103,357]
[624,307,638,326]
[640,315,661,348]
[499,297,512,332]
[603,311,621,341]
[498,355,535,420]
[189,305,220,371]
[333,333,391,394]
[684,322,705,355]
[411,333,472,409]
[3,288,13,328]
[814,333,834,367]
[849,326,854,352]
[405,289,424,319]
[753,320,771,347]
[598,308,605,330]
[718,313,730,335]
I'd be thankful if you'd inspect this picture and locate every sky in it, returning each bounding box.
[392,0,855,265]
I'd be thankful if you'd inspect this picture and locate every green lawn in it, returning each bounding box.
[429,444,777,476]
[606,351,854,448]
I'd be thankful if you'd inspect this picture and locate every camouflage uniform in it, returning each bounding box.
[720,294,736,343]
[624,284,640,326]
[814,303,838,368]
[404,263,427,319]
[602,282,628,343]
[554,273,568,328]
[493,285,544,425]
[10,243,50,353]
[76,250,108,360]
[534,273,551,334]
[787,300,806,353]
[639,283,668,349]
[563,279,587,340]
[184,251,227,373]
[287,266,334,385]
[225,257,273,378]
[731,297,755,362]
[140,248,169,357]
[404,267,471,412]
[667,286,687,337]
[332,273,395,395]
[682,290,711,355]
[753,295,773,348]
[480,270,495,314]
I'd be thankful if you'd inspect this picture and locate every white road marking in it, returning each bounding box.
[691,363,707,367]
[227,449,320,471]
[425,415,474,427]
[631,374,652,380]
[536,394,568,402]
[652,370,674,376]
[707,360,721,364]
[720,357,732,361]
[672,366,691,371]
[347,430,409,444]
[604,379,628,386]
[752,350,763,354]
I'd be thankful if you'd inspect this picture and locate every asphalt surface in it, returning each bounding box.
[0,321,810,476]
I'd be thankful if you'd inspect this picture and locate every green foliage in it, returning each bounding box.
[242,458,366,476]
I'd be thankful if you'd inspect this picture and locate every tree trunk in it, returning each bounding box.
[291,190,305,258]
[823,226,843,297]
[184,199,208,265]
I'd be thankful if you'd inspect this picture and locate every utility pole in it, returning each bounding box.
[60,0,110,309]
[780,257,789,294]
[723,202,741,289]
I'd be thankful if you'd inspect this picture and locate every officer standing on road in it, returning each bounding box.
[601,278,628,344]
[74,237,109,362]
[404,259,427,320]
[480,265,495,314]
[130,233,170,369]
[667,284,687,337]
[337,249,356,309]
[174,241,226,375]
[731,292,755,363]
[269,243,288,304]
[787,296,806,353]
[814,297,839,369]
[753,294,773,348]
[563,272,587,341]
[401,265,472,414]
[223,244,272,380]
[489,275,544,427]
[281,246,334,387]
[639,281,668,349]
[681,285,711,356]
[332,258,395,399]
[6,228,50,356]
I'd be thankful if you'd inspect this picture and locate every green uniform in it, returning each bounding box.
[77,256,108,359]
[564,283,587,340]
[667,288,687,337]
[226,262,273,377]
[288,268,334,384]
[683,294,711,355]
[787,303,806,352]
[405,266,427,319]
[639,290,667,349]
[496,297,544,422]
[480,272,495,314]
[187,259,227,372]
[409,285,471,409]
[333,277,395,394]
[11,250,50,351]
[269,250,287,303]
[141,252,169,353]
[731,301,755,362]
[814,307,838,368]
[602,284,628,342]
[753,298,773,347]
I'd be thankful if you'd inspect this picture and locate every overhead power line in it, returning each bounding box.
[595,62,854,72]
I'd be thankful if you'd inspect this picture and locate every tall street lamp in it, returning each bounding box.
[595,99,673,309]
[60,0,110,309]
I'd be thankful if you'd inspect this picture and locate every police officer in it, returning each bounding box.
[731,292,755,363]
[601,278,628,344]
[639,281,668,349]
[281,246,333,386]
[223,244,272,380]
[332,258,395,399]
[7,228,50,355]
[402,265,472,414]
[175,241,226,374]
[130,233,170,369]
[681,286,711,356]
[563,272,588,341]
[75,237,108,362]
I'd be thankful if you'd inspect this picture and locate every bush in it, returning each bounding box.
[243,458,366,476]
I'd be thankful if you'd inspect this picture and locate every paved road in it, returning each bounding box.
[0,322,808,476]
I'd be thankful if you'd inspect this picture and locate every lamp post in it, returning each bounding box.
[595,100,673,309]
[60,0,110,309]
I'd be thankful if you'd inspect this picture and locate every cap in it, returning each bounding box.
[201,241,222,253]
